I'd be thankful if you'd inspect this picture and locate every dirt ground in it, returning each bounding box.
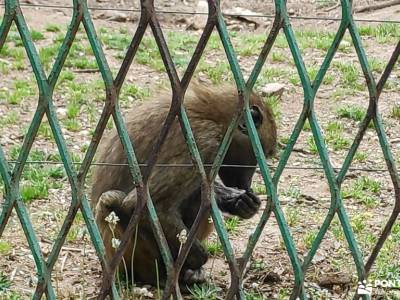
[0,0,400,299]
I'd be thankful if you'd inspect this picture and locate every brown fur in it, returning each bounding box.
[91,82,277,285]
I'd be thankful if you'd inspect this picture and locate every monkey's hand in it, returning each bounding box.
[214,180,261,219]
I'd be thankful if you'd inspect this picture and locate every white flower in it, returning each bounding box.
[177,229,187,244]
[105,211,120,225]
[251,282,259,289]
[133,287,153,298]
[111,238,121,249]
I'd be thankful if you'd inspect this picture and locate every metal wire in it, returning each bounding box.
[5,159,394,173]
[1,2,400,24]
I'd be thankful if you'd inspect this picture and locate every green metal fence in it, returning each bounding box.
[0,0,399,299]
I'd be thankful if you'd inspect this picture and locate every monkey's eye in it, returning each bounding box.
[238,106,263,134]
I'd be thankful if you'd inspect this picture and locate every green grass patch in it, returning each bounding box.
[0,272,11,292]
[0,111,19,127]
[285,207,300,227]
[325,121,350,151]
[205,240,223,256]
[236,34,265,56]
[359,23,400,44]
[225,216,240,233]
[391,104,400,119]
[9,147,64,202]
[198,61,231,84]
[45,24,61,33]
[251,182,266,195]
[342,176,381,208]
[0,80,36,105]
[336,105,366,122]
[188,284,219,300]
[31,30,45,41]
[302,230,318,249]
[354,151,368,163]
[0,241,11,255]
[333,61,364,91]
[264,95,281,120]
[307,136,318,154]
[136,32,199,71]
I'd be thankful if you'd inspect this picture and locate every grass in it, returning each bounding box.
[264,95,281,120]
[37,121,53,140]
[251,182,266,195]
[225,216,240,233]
[0,241,11,255]
[136,32,199,72]
[198,60,232,84]
[354,151,368,163]
[0,80,37,105]
[351,213,369,234]
[324,121,350,151]
[282,185,301,200]
[0,272,10,292]
[120,83,150,105]
[330,217,344,241]
[245,291,263,300]
[285,207,300,227]
[359,23,400,44]
[9,147,65,202]
[333,61,364,91]
[63,119,81,132]
[391,104,400,119]
[342,176,381,208]
[370,222,400,282]
[45,24,61,33]
[336,105,366,122]
[250,259,267,271]
[67,212,85,242]
[187,284,219,300]
[236,34,265,56]
[303,230,318,249]
[205,240,223,256]
[31,30,45,41]
[0,111,19,127]
[271,51,285,63]
[307,136,318,154]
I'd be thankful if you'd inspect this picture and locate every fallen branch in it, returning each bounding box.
[278,141,312,155]
[324,1,340,12]
[355,0,400,13]
[74,68,100,73]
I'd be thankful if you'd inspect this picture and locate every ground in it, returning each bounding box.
[0,0,400,299]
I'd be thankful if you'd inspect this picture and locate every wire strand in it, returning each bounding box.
[1,2,400,24]
[5,160,393,173]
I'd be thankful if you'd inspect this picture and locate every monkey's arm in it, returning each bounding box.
[94,189,138,225]
[214,178,261,219]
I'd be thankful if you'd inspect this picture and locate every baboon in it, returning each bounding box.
[91,83,277,286]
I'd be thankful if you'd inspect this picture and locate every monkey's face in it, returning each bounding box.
[235,96,277,158]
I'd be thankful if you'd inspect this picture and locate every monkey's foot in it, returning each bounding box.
[182,267,206,285]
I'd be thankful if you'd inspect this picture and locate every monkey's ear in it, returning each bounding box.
[250,106,263,128]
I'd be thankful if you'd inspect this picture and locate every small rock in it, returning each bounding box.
[94,11,129,22]
[260,83,285,98]
[318,272,352,288]
[223,7,263,29]
[187,0,208,30]
[57,107,67,118]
